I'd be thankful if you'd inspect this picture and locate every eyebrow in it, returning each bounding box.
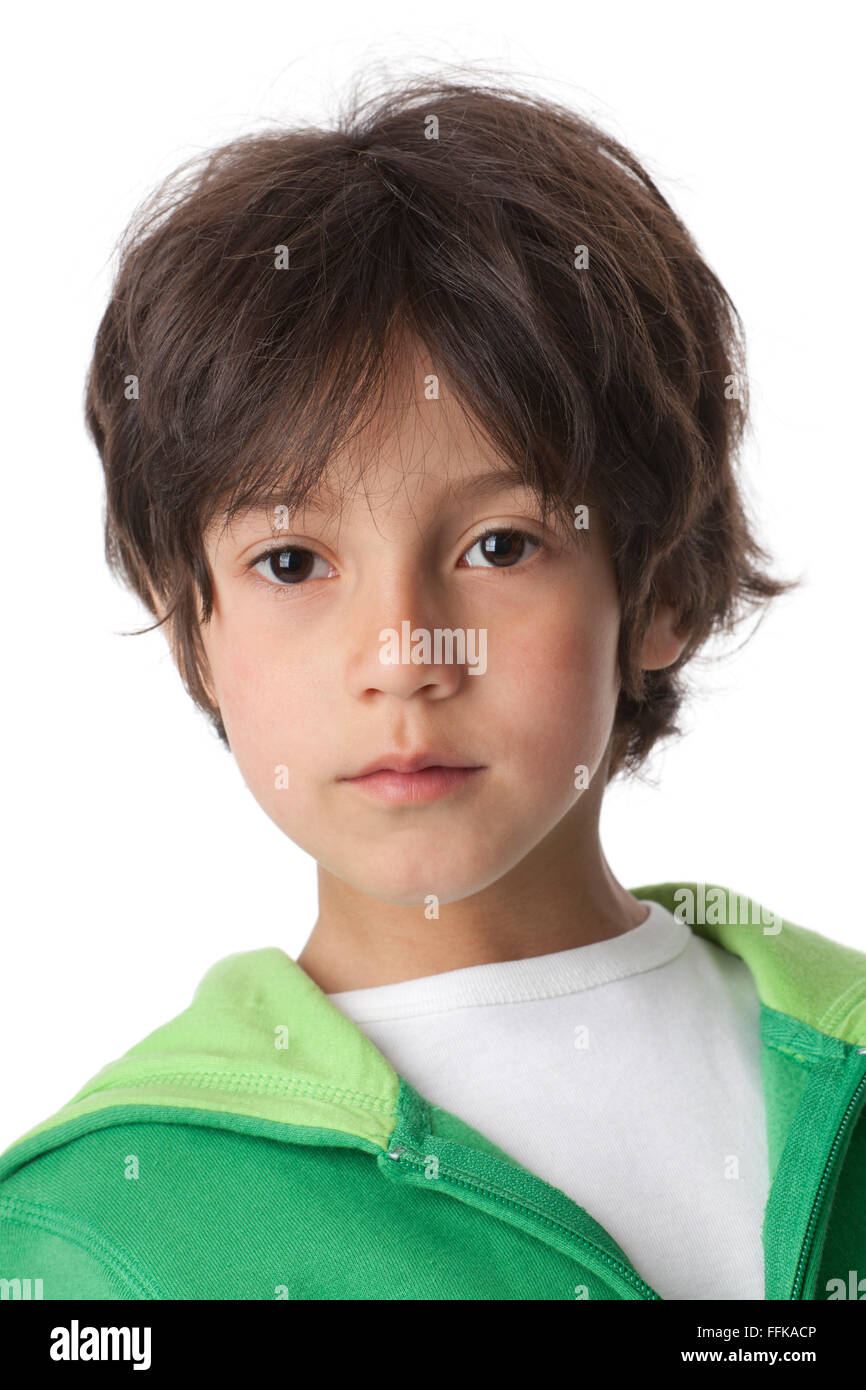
[247,467,536,521]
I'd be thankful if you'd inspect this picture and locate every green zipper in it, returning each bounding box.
[384,1142,662,1300]
[790,1057,866,1300]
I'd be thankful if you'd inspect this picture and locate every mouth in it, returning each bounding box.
[339,761,486,805]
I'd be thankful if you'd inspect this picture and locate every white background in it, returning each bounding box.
[2,1,862,1149]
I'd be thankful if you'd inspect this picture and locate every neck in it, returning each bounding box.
[297,797,648,993]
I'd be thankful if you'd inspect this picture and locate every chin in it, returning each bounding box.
[351,854,511,909]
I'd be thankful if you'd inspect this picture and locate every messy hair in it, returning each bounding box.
[84,69,795,781]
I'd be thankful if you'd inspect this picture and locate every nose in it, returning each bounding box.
[347,619,468,700]
[343,570,470,702]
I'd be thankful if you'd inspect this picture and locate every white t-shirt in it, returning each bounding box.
[327,898,769,1300]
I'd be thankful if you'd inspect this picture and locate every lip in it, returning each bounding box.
[344,752,480,778]
[340,765,485,805]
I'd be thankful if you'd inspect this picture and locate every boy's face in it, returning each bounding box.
[198,356,660,907]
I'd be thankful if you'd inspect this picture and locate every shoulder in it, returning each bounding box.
[636,880,866,1043]
[0,1109,363,1300]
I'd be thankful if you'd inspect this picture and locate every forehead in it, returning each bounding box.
[205,364,537,544]
[293,371,529,503]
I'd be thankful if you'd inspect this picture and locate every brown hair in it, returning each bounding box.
[84,69,796,781]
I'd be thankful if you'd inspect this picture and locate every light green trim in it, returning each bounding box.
[3,946,400,1156]
[633,882,866,1046]
[5,883,866,1163]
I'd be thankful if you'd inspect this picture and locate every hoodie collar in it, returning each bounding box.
[3,881,865,1171]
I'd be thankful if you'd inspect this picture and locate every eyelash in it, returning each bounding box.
[245,527,548,597]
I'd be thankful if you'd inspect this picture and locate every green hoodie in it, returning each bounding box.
[1,881,865,1301]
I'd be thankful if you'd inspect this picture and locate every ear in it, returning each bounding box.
[638,602,689,671]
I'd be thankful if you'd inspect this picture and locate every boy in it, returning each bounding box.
[1,74,865,1303]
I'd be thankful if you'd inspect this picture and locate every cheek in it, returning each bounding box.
[498,592,620,778]
[204,623,327,788]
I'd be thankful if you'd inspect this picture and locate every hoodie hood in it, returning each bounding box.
[2,880,866,1302]
[3,880,866,1174]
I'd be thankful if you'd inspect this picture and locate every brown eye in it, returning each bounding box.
[462,529,543,569]
[250,547,330,586]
